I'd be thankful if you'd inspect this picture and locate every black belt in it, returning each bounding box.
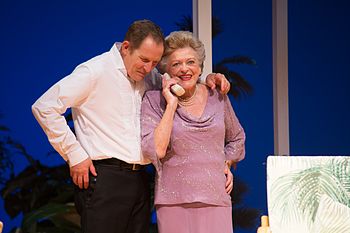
[93,158,145,171]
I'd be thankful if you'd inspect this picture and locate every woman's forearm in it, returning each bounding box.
[154,104,177,158]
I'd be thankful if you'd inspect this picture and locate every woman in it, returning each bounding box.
[141,31,245,233]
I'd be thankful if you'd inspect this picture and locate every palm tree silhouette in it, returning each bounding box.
[1,115,81,233]
[175,15,256,99]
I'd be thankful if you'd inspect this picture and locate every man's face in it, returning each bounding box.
[121,36,164,82]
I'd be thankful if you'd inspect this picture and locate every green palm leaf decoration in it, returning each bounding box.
[270,157,350,231]
[311,195,350,233]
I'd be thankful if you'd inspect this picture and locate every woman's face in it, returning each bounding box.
[166,47,202,90]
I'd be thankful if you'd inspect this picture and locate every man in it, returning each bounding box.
[32,20,231,233]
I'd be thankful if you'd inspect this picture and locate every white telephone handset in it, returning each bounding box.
[163,73,185,97]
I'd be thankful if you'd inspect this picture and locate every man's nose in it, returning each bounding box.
[144,62,153,73]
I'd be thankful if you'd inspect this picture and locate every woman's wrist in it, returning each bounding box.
[166,102,177,112]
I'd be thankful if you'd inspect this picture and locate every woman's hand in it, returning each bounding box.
[162,75,179,108]
[224,163,234,194]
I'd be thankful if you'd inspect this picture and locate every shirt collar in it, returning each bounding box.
[111,42,128,78]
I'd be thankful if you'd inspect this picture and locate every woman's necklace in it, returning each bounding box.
[178,85,198,107]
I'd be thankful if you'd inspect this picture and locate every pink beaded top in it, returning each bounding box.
[141,88,245,207]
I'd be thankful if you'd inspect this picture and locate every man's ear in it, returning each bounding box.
[121,41,130,56]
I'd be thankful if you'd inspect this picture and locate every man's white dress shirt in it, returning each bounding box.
[32,43,161,166]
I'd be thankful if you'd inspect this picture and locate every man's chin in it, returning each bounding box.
[130,74,145,82]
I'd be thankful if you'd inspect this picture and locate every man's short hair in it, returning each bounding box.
[124,19,165,52]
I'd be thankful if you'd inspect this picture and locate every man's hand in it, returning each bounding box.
[70,158,97,189]
[224,163,234,194]
[205,73,231,94]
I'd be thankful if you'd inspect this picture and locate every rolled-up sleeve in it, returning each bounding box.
[141,92,163,173]
[224,95,246,162]
[32,65,94,166]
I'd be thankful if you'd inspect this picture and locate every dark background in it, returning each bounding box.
[1,0,349,232]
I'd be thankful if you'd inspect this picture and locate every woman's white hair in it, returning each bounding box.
[158,31,205,74]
